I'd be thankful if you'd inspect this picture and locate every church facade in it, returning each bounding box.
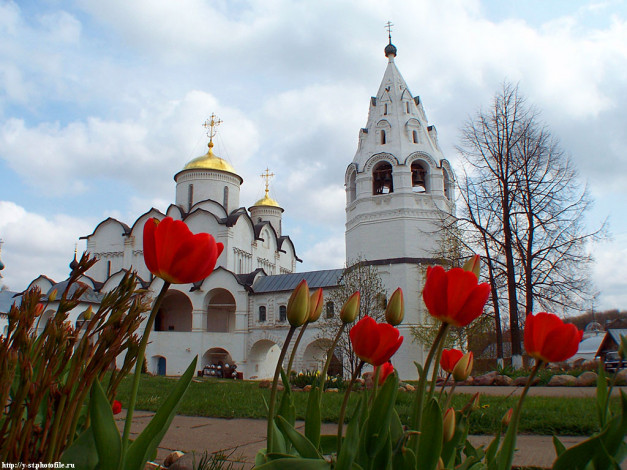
[13,41,454,380]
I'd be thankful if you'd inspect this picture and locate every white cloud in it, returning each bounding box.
[591,234,627,310]
[0,201,95,290]
[300,233,346,271]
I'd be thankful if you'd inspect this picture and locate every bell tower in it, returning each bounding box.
[345,35,455,378]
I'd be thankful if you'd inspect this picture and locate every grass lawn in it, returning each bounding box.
[115,375,614,436]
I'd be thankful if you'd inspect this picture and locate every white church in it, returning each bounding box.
[6,40,455,380]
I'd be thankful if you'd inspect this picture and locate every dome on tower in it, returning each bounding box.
[384,42,397,58]
[183,142,238,176]
[252,194,281,208]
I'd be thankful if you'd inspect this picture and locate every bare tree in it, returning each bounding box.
[456,82,605,366]
[319,258,386,377]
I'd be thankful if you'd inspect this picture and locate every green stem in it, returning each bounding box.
[286,323,308,379]
[369,366,381,407]
[320,323,346,395]
[443,382,457,410]
[428,336,447,400]
[121,281,170,455]
[498,360,542,470]
[337,360,364,452]
[438,372,452,403]
[410,322,449,454]
[267,326,296,452]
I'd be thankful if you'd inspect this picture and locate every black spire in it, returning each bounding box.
[384,21,397,58]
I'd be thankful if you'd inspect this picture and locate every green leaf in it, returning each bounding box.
[553,436,566,457]
[124,357,197,470]
[89,379,121,470]
[552,423,614,470]
[336,396,363,470]
[253,457,331,469]
[305,384,321,448]
[278,369,296,426]
[593,391,627,469]
[597,362,609,427]
[371,432,393,470]
[270,418,287,454]
[485,435,499,466]
[392,446,416,470]
[416,398,443,470]
[60,426,99,469]
[275,415,323,459]
[389,408,404,447]
[255,448,268,467]
[365,371,398,458]
[319,434,338,455]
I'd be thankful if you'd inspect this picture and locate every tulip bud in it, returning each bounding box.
[443,407,456,442]
[48,289,58,302]
[436,458,445,470]
[502,408,513,427]
[452,352,473,382]
[287,280,310,327]
[462,254,481,278]
[34,303,45,317]
[384,288,404,326]
[83,306,94,321]
[340,291,360,324]
[308,288,324,323]
[461,392,480,414]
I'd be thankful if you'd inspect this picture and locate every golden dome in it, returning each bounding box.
[253,194,281,208]
[183,143,237,175]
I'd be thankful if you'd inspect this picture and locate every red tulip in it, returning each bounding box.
[524,312,583,363]
[112,400,122,415]
[143,217,224,284]
[440,348,463,373]
[349,316,403,366]
[377,362,395,385]
[422,266,491,327]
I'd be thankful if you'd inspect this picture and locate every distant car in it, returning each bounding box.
[604,351,625,373]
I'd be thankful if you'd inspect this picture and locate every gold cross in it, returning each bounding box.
[260,168,274,197]
[202,113,223,144]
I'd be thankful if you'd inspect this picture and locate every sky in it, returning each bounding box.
[0,0,626,312]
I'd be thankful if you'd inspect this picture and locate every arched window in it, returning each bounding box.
[223,186,229,208]
[259,306,266,322]
[443,169,452,200]
[326,301,334,319]
[380,130,386,145]
[187,184,194,211]
[406,102,410,113]
[384,104,388,115]
[279,305,287,322]
[412,130,419,143]
[373,161,394,194]
[411,161,427,193]
[347,171,356,204]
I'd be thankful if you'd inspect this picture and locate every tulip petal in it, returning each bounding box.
[446,269,479,320]
[143,218,160,274]
[452,282,491,327]
[423,266,448,319]
[350,316,380,363]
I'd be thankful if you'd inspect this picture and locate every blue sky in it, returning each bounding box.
[1,0,626,311]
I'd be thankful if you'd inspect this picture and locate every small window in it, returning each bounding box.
[223,186,229,209]
[373,162,394,194]
[325,301,334,319]
[384,104,388,115]
[412,130,418,143]
[259,306,266,322]
[107,260,111,277]
[380,130,386,145]
[279,305,287,322]
[406,102,410,113]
